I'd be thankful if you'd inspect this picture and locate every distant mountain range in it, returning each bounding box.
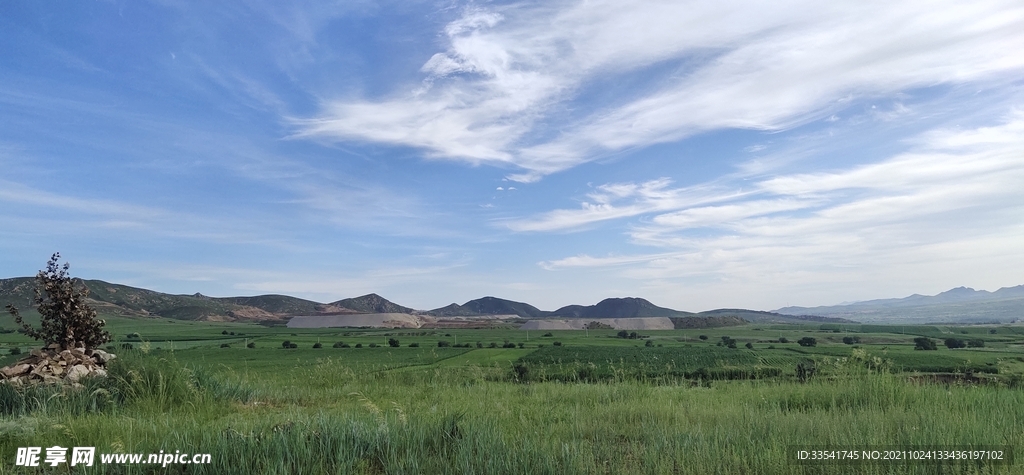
[0,277,851,325]
[10,275,1017,325]
[775,285,1024,323]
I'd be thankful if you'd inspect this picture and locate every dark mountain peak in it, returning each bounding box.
[427,296,546,318]
[552,297,683,318]
[331,294,414,314]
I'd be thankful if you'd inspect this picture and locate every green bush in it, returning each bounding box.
[388,338,400,348]
[797,337,816,347]
[968,339,985,348]
[8,347,20,356]
[437,341,451,348]
[333,341,345,348]
[313,342,323,349]
[246,342,256,348]
[409,342,419,347]
[944,338,966,349]
[699,335,708,340]
[914,337,937,350]
[220,343,231,348]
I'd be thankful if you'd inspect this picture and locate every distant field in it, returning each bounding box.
[1,313,1022,473]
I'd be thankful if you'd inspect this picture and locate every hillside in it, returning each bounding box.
[428,297,547,318]
[695,309,856,324]
[329,294,414,315]
[550,297,693,318]
[775,285,1024,323]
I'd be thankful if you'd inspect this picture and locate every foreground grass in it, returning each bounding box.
[0,349,1020,474]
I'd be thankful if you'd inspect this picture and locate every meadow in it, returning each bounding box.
[0,314,1022,474]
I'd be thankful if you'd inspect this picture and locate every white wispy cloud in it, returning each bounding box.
[534,111,1024,299]
[295,0,1024,181]
[502,178,750,231]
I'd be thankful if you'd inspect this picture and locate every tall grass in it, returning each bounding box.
[0,350,1020,474]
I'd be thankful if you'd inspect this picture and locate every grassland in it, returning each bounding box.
[0,313,1022,474]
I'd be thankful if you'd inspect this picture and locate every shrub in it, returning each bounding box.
[512,363,530,383]
[333,341,345,348]
[727,342,737,349]
[543,332,553,337]
[796,360,816,383]
[8,347,21,355]
[476,342,483,348]
[355,343,363,348]
[914,337,937,350]
[220,343,230,348]
[409,342,419,348]
[778,337,789,343]
[944,338,966,349]
[388,338,400,347]
[246,342,255,348]
[221,330,228,335]
[313,342,323,349]
[745,342,754,349]
[288,343,298,349]
[699,335,708,340]
[968,339,985,348]
[797,337,816,347]
[553,341,563,347]
[842,336,860,344]
[368,343,378,348]
[282,340,292,349]
[517,342,525,348]
[437,341,451,348]
[488,342,498,348]
[644,340,654,347]
[5,253,112,350]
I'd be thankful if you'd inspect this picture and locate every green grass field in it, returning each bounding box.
[0,313,1022,473]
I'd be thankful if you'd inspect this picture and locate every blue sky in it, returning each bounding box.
[2,0,1023,312]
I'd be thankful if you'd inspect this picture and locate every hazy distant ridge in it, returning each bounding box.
[774,285,1024,323]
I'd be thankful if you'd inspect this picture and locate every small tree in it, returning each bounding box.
[5,253,111,350]
[797,337,816,347]
[914,337,937,351]
[388,338,400,348]
[944,338,966,349]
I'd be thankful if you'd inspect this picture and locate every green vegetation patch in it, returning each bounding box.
[514,345,779,382]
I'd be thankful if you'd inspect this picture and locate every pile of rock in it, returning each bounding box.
[0,344,116,387]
